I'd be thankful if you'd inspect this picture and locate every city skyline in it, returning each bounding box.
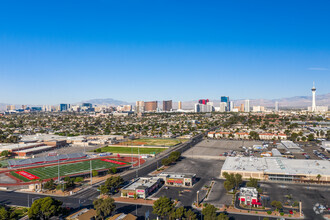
[1,1,330,104]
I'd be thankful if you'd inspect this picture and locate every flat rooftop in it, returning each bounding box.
[0,143,44,151]
[122,177,160,191]
[20,134,67,142]
[16,145,54,153]
[222,157,330,176]
[158,172,196,179]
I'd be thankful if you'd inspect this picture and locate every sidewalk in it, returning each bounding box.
[114,197,155,206]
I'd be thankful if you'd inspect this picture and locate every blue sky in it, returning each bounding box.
[1,0,330,104]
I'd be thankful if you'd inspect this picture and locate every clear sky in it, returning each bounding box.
[1,0,330,105]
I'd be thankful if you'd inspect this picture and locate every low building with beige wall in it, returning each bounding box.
[221,157,330,184]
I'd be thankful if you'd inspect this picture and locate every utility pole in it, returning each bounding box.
[90,159,93,186]
[138,146,141,168]
[58,157,60,182]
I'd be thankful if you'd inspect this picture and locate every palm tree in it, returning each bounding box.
[316,174,322,183]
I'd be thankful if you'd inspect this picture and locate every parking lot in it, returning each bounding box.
[260,182,329,220]
[182,139,262,160]
[151,157,232,208]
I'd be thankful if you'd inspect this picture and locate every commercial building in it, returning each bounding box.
[144,101,157,112]
[220,96,230,112]
[252,106,265,112]
[163,100,172,111]
[120,177,162,199]
[157,172,196,187]
[277,141,303,153]
[135,101,145,113]
[275,101,279,112]
[198,99,209,105]
[221,157,330,183]
[178,101,182,110]
[244,100,250,112]
[60,104,68,111]
[194,103,214,113]
[6,105,15,111]
[219,102,227,112]
[239,187,261,207]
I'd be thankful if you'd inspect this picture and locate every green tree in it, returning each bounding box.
[217,212,229,220]
[222,172,242,191]
[224,180,234,192]
[92,170,99,177]
[270,200,283,210]
[93,197,116,220]
[307,134,315,141]
[43,179,55,190]
[161,158,172,166]
[184,209,197,220]
[108,167,117,174]
[152,196,174,219]
[246,177,258,188]
[290,133,299,141]
[249,131,260,140]
[170,207,185,220]
[0,150,10,157]
[0,207,9,220]
[316,174,322,183]
[99,176,124,194]
[28,197,63,220]
[202,204,217,220]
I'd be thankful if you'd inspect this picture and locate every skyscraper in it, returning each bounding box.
[275,101,279,112]
[136,101,145,113]
[163,100,172,111]
[198,99,209,105]
[144,101,158,112]
[244,100,250,112]
[221,96,230,111]
[230,101,234,111]
[178,101,182,110]
[60,104,68,111]
[312,82,316,112]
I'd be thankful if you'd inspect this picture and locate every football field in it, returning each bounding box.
[11,159,129,182]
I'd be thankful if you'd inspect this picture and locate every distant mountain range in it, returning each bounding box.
[79,98,132,106]
[1,93,329,111]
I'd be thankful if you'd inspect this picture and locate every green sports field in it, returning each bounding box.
[11,159,128,182]
[116,138,187,146]
[97,146,167,154]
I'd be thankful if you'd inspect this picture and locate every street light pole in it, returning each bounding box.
[58,157,60,183]
[90,159,93,186]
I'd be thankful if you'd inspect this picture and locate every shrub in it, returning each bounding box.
[74,177,84,182]
[267,211,272,215]
[280,212,284,216]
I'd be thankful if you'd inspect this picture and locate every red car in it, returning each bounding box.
[289,210,293,214]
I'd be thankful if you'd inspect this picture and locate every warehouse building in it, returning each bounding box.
[120,177,162,199]
[158,172,196,187]
[221,157,330,183]
[277,141,303,153]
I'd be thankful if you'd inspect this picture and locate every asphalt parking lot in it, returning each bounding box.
[151,157,232,208]
[260,182,329,220]
[182,139,262,160]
